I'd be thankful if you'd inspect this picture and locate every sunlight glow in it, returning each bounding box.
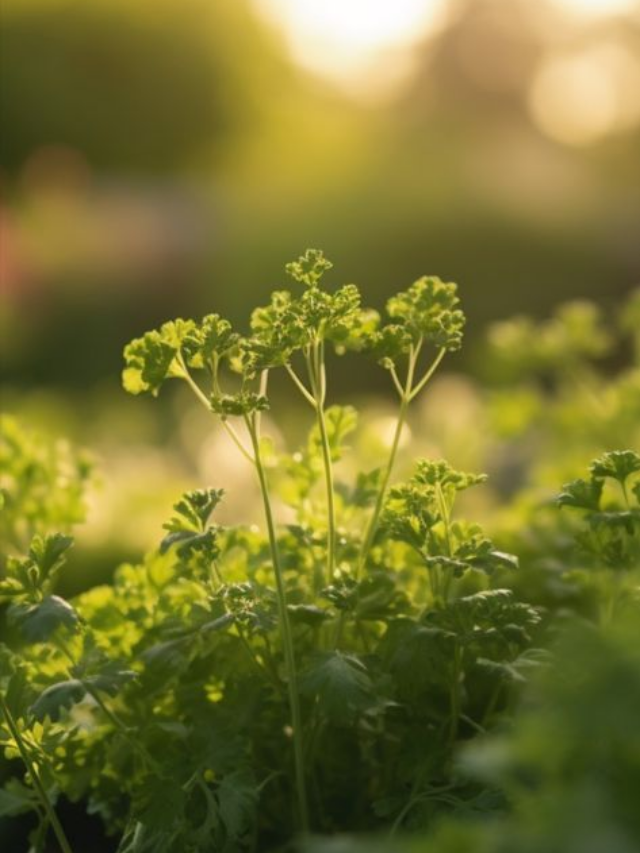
[254,0,448,99]
[552,0,639,18]
[254,0,640,102]
[529,44,640,146]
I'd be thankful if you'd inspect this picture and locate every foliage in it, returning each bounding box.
[0,415,93,557]
[1,253,638,853]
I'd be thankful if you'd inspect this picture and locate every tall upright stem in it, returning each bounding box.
[245,415,309,833]
[0,694,74,853]
[357,395,409,578]
[315,407,336,587]
[307,343,336,588]
[357,345,446,577]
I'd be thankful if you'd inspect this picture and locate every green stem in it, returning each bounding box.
[245,414,309,833]
[407,347,446,402]
[435,483,454,603]
[621,480,631,510]
[55,639,159,773]
[285,363,316,408]
[358,346,447,576]
[307,343,336,588]
[357,394,408,578]
[177,353,254,464]
[449,644,462,746]
[0,694,73,853]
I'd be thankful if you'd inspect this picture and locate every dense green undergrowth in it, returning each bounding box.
[1,252,639,853]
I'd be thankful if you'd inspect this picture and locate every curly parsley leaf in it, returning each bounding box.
[385,276,465,352]
[285,248,333,287]
[590,450,640,485]
[8,595,79,643]
[299,652,377,723]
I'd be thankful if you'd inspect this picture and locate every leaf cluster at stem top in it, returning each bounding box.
[372,276,465,370]
[247,250,378,373]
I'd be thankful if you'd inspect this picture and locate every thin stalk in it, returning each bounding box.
[435,483,454,604]
[449,644,462,746]
[285,363,316,408]
[236,626,280,689]
[0,694,73,853]
[356,395,409,578]
[357,345,447,576]
[176,354,254,464]
[620,480,631,510]
[245,414,309,833]
[54,638,160,773]
[407,347,446,402]
[306,342,337,587]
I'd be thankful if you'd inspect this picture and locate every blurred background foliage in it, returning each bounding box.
[1,0,639,587]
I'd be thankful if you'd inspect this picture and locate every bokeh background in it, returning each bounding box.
[1,0,640,588]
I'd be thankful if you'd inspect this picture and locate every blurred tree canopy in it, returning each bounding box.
[0,0,281,173]
[0,0,639,398]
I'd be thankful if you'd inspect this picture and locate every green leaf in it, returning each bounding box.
[385,276,465,352]
[30,679,86,721]
[191,313,239,367]
[221,583,277,635]
[384,620,456,701]
[135,774,186,832]
[309,405,357,462]
[371,324,414,368]
[454,538,519,574]
[349,468,384,508]
[217,769,258,843]
[9,595,79,642]
[83,664,138,697]
[590,450,640,485]
[0,780,40,818]
[164,488,224,535]
[299,652,377,723]
[424,590,541,652]
[285,248,333,287]
[414,460,487,493]
[210,392,269,417]
[287,604,331,626]
[557,477,603,511]
[382,481,437,550]
[140,637,192,679]
[29,533,74,577]
[122,324,185,396]
[474,657,526,685]
[249,290,308,370]
[322,284,379,353]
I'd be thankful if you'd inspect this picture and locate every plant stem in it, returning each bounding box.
[449,645,462,746]
[177,354,254,464]
[0,694,74,853]
[435,483,454,603]
[307,343,336,588]
[407,347,446,402]
[285,363,316,407]
[245,414,310,834]
[54,638,160,773]
[357,345,447,576]
[357,395,408,578]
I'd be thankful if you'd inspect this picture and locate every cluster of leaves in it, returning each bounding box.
[0,415,93,556]
[308,607,640,853]
[480,291,640,475]
[1,253,637,853]
[557,450,640,570]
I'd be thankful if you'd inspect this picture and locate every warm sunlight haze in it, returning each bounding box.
[254,0,447,98]
[552,0,639,18]
[529,43,640,145]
